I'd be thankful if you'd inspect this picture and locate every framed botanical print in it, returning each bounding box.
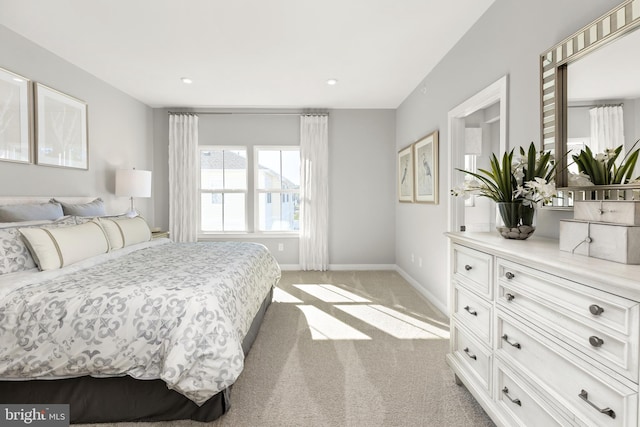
[35,83,88,169]
[413,130,438,204]
[398,144,414,202]
[0,67,31,163]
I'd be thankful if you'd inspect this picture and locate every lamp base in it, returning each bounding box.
[124,197,138,217]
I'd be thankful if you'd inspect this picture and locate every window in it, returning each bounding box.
[198,145,300,234]
[463,154,477,207]
[199,147,247,232]
[255,147,300,232]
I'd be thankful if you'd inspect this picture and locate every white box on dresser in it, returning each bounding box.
[446,232,640,427]
[559,220,640,265]
[574,201,640,226]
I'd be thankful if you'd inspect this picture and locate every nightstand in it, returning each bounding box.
[151,230,170,239]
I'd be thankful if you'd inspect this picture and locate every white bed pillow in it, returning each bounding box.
[19,221,110,271]
[98,216,151,250]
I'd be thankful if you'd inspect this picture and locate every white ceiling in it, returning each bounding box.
[0,0,495,109]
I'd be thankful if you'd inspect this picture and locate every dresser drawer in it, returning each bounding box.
[495,360,571,427]
[452,244,492,298]
[496,258,640,382]
[453,283,492,345]
[452,324,491,393]
[497,313,638,427]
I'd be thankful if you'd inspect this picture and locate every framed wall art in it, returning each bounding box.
[413,130,438,204]
[35,83,88,169]
[398,144,414,202]
[0,67,32,164]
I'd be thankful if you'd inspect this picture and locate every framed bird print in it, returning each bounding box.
[413,130,438,204]
[397,144,414,202]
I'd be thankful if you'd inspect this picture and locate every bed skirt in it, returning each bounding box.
[0,287,273,424]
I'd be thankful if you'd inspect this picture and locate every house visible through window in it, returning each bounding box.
[255,147,300,232]
[199,147,247,232]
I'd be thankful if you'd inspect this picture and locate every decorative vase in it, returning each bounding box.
[496,201,536,240]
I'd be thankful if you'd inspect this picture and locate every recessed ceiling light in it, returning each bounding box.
[181,77,193,84]
[327,78,338,86]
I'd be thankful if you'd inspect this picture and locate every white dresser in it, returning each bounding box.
[446,232,640,427]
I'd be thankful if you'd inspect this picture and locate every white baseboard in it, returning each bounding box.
[278,264,301,271]
[279,264,396,271]
[394,266,449,317]
[328,264,396,271]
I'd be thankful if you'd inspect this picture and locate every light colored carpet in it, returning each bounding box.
[79,270,494,427]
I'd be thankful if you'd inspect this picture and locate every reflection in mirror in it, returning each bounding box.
[566,28,640,185]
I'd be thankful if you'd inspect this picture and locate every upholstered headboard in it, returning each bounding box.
[0,196,98,206]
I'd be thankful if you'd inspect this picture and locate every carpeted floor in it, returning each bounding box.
[80,270,494,427]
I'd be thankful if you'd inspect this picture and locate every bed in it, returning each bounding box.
[0,199,281,423]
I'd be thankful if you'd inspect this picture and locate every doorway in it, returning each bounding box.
[447,75,508,233]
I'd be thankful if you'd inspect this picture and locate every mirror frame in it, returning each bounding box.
[540,0,640,188]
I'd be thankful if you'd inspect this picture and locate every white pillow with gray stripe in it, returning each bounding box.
[98,216,151,250]
[19,221,109,271]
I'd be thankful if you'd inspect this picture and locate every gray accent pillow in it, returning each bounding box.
[53,198,106,217]
[0,202,64,222]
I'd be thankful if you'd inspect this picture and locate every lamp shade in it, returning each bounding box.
[115,169,152,198]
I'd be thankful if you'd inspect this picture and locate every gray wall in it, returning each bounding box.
[395,0,621,312]
[153,108,396,266]
[0,25,154,222]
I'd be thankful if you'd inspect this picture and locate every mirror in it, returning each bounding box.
[540,0,640,191]
[565,29,640,180]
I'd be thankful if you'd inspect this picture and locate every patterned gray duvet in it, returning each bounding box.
[0,239,281,405]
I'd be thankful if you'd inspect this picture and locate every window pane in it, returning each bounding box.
[223,150,247,190]
[258,192,300,231]
[201,193,222,231]
[223,193,246,231]
[281,150,300,188]
[200,150,223,190]
[200,149,247,190]
[257,150,282,190]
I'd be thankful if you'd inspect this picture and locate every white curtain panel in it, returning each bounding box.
[299,115,329,271]
[589,105,625,154]
[169,113,199,242]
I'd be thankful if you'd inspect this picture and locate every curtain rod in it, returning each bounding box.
[568,103,624,108]
[167,111,328,116]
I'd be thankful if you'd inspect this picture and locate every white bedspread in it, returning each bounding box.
[0,240,281,404]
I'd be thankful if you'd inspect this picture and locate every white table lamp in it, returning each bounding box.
[116,169,152,217]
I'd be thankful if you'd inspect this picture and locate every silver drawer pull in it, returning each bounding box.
[502,387,522,406]
[589,336,604,348]
[463,305,477,316]
[505,271,515,279]
[463,347,477,360]
[505,293,515,302]
[579,389,616,419]
[589,304,605,316]
[464,264,473,271]
[502,334,521,349]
